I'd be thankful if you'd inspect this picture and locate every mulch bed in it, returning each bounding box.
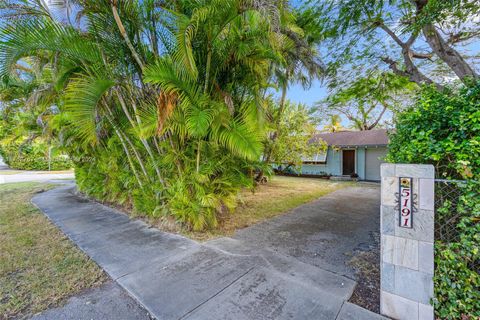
[275,172,331,179]
[347,231,381,313]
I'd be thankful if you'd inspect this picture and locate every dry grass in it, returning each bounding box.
[0,182,106,319]
[184,176,354,241]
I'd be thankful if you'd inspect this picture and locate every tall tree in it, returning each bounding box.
[310,0,480,88]
[0,0,313,230]
[317,72,416,130]
[262,5,325,163]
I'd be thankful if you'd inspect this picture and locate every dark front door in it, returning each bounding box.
[342,150,355,175]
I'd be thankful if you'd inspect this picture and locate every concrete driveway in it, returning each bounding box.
[32,184,385,320]
[227,185,381,279]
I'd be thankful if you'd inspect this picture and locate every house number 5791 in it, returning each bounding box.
[399,177,413,228]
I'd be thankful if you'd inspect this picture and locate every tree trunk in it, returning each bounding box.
[111,0,144,71]
[379,24,440,88]
[121,132,150,180]
[104,110,144,188]
[104,102,150,182]
[204,46,212,94]
[422,24,478,83]
[116,91,166,186]
[264,76,289,164]
[367,104,388,130]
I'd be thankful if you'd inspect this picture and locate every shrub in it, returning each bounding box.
[0,142,73,171]
[386,83,480,180]
[73,137,259,231]
[387,82,480,319]
[434,182,480,319]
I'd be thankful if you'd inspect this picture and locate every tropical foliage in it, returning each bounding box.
[0,0,322,230]
[0,142,72,170]
[0,56,72,170]
[264,99,324,172]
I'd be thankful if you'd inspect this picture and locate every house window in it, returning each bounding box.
[302,150,328,164]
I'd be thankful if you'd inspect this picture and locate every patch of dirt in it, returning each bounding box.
[348,231,380,313]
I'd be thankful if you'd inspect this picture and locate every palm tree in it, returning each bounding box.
[323,114,344,132]
[0,0,305,230]
[262,5,325,163]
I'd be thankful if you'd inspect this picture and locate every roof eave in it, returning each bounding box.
[328,144,388,148]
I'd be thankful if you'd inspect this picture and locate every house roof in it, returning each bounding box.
[310,129,389,147]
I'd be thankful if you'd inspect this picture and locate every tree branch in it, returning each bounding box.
[367,104,388,130]
[381,57,409,77]
[379,24,405,47]
[411,51,433,60]
[412,0,478,83]
[422,24,478,83]
[446,31,480,45]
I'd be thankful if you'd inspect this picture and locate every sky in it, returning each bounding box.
[286,80,328,106]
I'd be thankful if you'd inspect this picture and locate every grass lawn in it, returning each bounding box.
[0,182,106,319]
[184,176,355,240]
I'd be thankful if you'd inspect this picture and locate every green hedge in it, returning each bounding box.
[387,83,480,320]
[433,182,480,319]
[0,143,73,171]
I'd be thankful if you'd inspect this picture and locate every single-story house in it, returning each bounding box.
[301,129,389,181]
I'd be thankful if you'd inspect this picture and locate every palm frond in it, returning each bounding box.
[185,103,214,138]
[213,118,262,160]
[144,57,197,98]
[0,18,102,77]
[64,74,114,146]
[172,13,198,79]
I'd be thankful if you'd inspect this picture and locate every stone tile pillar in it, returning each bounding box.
[380,164,435,320]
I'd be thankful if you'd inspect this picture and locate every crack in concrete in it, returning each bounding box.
[178,266,256,320]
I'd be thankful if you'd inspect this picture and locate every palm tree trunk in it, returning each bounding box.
[111,0,144,71]
[264,73,289,164]
[166,132,183,176]
[121,133,150,179]
[196,140,201,173]
[103,109,144,188]
[115,91,166,186]
[196,45,212,172]
[115,129,144,188]
[204,46,212,94]
[104,102,150,182]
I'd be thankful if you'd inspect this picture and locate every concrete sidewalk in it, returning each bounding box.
[32,282,153,320]
[0,172,75,184]
[32,185,387,320]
